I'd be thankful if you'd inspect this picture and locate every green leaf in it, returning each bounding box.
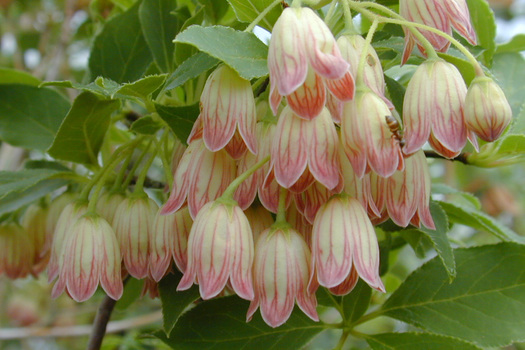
[130,116,163,135]
[382,243,525,347]
[164,52,219,92]
[115,278,144,311]
[0,68,40,86]
[197,0,230,24]
[438,201,525,244]
[174,7,204,66]
[402,229,432,258]
[48,92,120,164]
[227,0,281,31]
[0,85,70,150]
[366,332,483,350]
[41,77,121,98]
[116,74,167,99]
[419,202,455,280]
[384,75,405,116]
[174,25,268,80]
[496,34,525,54]
[156,296,325,349]
[492,52,525,116]
[155,103,199,143]
[316,287,341,308]
[467,134,525,167]
[158,272,200,336]
[466,0,496,65]
[342,280,372,323]
[0,169,66,198]
[89,1,153,83]
[431,183,481,209]
[139,0,180,72]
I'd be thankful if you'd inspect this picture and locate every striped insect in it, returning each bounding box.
[385,115,405,148]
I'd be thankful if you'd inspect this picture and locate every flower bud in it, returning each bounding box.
[52,215,123,302]
[247,227,318,328]
[465,77,512,142]
[178,201,255,301]
[0,223,34,279]
[113,195,158,279]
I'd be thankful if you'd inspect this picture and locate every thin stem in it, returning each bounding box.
[273,185,289,225]
[221,155,271,200]
[133,140,158,194]
[121,139,153,191]
[424,150,470,164]
[245,0,283,32]
[350,308,383,327]
[86,295,117,350]
[158,131,174,190]
[340,0,356,34]
[334,330,350,350]
[324,0,339,25]
[110,148,134,193]
[356,18,378,87]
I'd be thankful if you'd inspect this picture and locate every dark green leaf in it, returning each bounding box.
[0,85,70,150]
[48,92,120,164]
[115,278,144,311]
[384,75,405,116]
[197,0,230,24]
[174,25,268,80]
[431,183,481,209]
[40,77,121,98]
[438,201,525,244]
[316,287,341,308]
[402,229,432,259]
[0,68,40,86]
[139,0,180,72]
[227,0,281,31]
[174,7,204,66]
[156,296,325,349]
[116,74,167,99]
[466,0,496,65]
[342,280,372,324]
[419,202,455,280]
[24,160,71,172]
[382,243,525,347]
[164,52,219,92]
[496,34,525,54]
[366,332,483,350]
[0,169,65,198]
[89,1,153,83]
[155,103,199,143]
[158,272,200,336]
[130,116,163,135]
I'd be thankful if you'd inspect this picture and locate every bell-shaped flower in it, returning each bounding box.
[244,205,274,243]
[465,76,512,142]
[200,65,257,156]
[294,181,335,224]
[96,192,126,225]
[271,106,341,191]
[161,139,237,219]
[0,223,34,279]
[149,206,193,281]
[247,226,318,328]
[45,192,75,253]
[178,200,254,301]
[21,204,49,274]
[286,202,313,245]
[268,7,353,119]
[48,201,88,282]
[342,89,405,178]
[112,195,158,279]
[329,35,392,123]
[52,215,123,302]
[403,59,469,158]
[384,150,435,229]
[400,0,476,64]
[310,195,385,293]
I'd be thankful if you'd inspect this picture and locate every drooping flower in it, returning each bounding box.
[464,76,512,142]
[268,6,354,119]
[403,59,470,158]
[342,89,405,178]
[21,204,49,274]
[96,192,126,225]
[178,201,254,301]
[271,106,341,191]
[247,226,318,328]
[112,195,158,279]
[380,150,435,229]
[199,65,257,157]
[52,215,122,302]
[48,201,88,282]
[244,205,274,243]
[161,139,237,218]
[45,192,75,253]
[310,195,385,294]
[400,0,476,64]
[0,223,34,279]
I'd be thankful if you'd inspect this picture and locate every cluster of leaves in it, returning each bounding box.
[1,0,525,349]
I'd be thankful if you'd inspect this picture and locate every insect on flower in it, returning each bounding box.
[385,115,405,148]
